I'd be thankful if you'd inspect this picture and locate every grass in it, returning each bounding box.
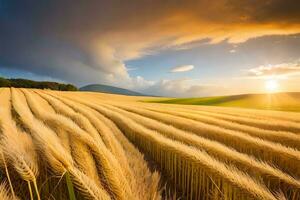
[146,92,300,112]
[65,172,76,200]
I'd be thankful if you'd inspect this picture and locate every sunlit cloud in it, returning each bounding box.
[2,1,300,85]
[143,78,225,97]
[247,62,300,79]
[170,65,194,73]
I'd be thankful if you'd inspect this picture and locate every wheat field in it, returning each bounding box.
[0,88,299,200]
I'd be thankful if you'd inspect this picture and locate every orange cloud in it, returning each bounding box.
[1,0,300,87]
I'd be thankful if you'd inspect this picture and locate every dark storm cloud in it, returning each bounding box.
[0,0,300,86]
[224,0,300,23]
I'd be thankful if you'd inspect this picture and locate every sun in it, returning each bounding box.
[265,79,279,93]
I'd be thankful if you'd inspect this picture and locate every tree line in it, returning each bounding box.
[0,77,78,91]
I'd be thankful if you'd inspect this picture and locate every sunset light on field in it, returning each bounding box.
[0,1,300,200]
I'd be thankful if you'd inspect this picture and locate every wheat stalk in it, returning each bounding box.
[10,88,111,200]
[0,182,19,200]
[21,89,133,200]
[40,91,136,184]
[39,91,132,166]
[173,103,300,123]
[103,103,300,197]
[45,90,163,200]
[143,105,300,149]
[0,89,40,199]
[172,105,300,133]
[3,87,299,200]
[111,103,300,177]
[0,149,15,199]
[34,90,102,187]
[85,103,278,200]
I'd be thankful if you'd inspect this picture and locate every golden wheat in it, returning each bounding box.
[0,182,19,200]
[168,106,300,133]
[102,104,300,189]
[10,88,111,200]
[21,89,134,200]
[49,92,171,199]
[141,105,300,149]
[107,103,300,177]
[1,88,299,200]
[83,103,277,200]
[46,91,163,200]
[172,103,300,123]
[38,91,134,183]
[0,89,39,199]
[31,91,104,188]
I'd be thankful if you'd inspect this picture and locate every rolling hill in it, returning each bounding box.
[80,84,145,96]
[147,92,300,112]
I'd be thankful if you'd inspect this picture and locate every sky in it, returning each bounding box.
[0,0,300,97]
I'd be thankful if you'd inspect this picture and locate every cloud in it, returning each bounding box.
[143,79,225,97]
[128,76,155,90]
[247,62,300,78]
[0,0,300,89]
[170,65,194,73]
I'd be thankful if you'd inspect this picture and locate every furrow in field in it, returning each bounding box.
[181,104,300,123]
[105,103,300,178]
[10,88,111,200]
[155,104,300,134]
[99,103,300,198]
[186,108,300,134]
[138,105,300,150]
[35,90,147,199]
[0,88,38,200]
[78,101,278,200]
[44,90,163,200]
[29,90,104,190]
[36,91,128,168]
[20,89,134,200]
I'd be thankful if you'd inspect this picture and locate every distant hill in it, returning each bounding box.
[148,92,300,112]
[0,77,78,91]
[80,84,146,96]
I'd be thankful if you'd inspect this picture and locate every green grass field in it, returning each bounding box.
[147,92,300,112]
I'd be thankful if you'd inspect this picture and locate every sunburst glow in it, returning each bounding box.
[265,79,279,92]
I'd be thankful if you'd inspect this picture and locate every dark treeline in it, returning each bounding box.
[0,77,78,91]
